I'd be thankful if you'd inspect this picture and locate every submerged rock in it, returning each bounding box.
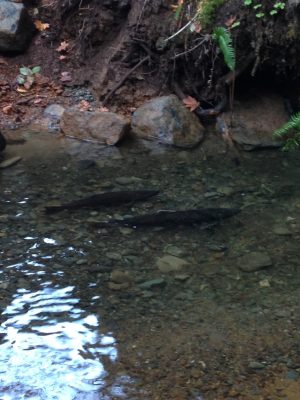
[131,95,205,148]
[239,251,273,272]
[60,108,129,145]
[0,0,35,53]
[156,255,189,273]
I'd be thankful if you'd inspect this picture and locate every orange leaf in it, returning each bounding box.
[182,96,200,112]
[2,104,13,114]
[34,20,50,31]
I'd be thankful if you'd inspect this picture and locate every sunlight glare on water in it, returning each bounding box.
[0,284,117,399]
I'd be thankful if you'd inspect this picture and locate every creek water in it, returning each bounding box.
[0,131,300,399]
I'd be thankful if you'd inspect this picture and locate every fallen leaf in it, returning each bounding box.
[59,55,67,61]
[34,20,50,31]
[79,100,91,111]
[182,96,200,112]
[2,104,13,114]
[16,87,28,93]
[60,71,72,82]
[56,41,69,52]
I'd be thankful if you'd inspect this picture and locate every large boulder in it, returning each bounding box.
[226,92,287,150]
[131,95,205,148]
[60,108,129,145]
[0,0,35,53]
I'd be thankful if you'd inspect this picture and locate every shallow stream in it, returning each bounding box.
[1,131,300,399]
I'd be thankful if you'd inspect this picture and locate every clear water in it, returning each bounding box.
[1,131,300,399]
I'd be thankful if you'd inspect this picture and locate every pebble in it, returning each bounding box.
[248,361,266,370]
[164,245,184,257]
[110,270,131,284]
[108,282,129,290]
[115,176,143,185]
[174,274,191,281]
[138,278,167,290]
[273,225,292,236]
[239,252,272,272]
[0,282,9,289]
[76,259,88,265]
[156,255,189,273]
[106,252,123,261]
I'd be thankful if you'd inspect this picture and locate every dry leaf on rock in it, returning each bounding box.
[34,20,50,31]
[182,96,200,112]
[56,41,69,52]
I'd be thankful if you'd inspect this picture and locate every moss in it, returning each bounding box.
[197,0,227,29]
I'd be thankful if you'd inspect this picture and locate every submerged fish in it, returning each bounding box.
[45,189,159,214]
[92,207,240,228]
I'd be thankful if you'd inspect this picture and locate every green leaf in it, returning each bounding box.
[17,75,25,85]
[244,0,252,5]
[213,27,235,71]
[19,67,31,76]
[232,21,241,28]
[256,12,265,18]
[174,3,183,21]
[270,9,278,15]
[31,66,41,74]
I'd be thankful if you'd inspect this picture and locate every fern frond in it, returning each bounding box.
[282,133,300,151]
[213,27,236,71]
[274,112,300,137]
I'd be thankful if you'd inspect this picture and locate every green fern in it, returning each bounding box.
[213,27,236,71]
[274,112,300,137]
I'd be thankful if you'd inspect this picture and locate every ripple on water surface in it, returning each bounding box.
[0,284,119,399]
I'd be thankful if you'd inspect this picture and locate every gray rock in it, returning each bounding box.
[110,269,131,284]
[60,108,129,145]
[248,361,266,370]
[0,1,35,53]
[44,104,65,120]
[223,92,287,150]
[131,95,205,148]
[138,278,167,290]
[239,252,273,272]
[156,255,189,273]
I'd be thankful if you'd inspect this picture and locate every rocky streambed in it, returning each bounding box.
[0,131,300,399]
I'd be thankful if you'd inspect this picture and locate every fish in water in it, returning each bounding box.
[45,189,159,213]
[92,207,240,228]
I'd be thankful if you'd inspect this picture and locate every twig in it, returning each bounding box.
[164,16,197,43]
[102,56,150,105]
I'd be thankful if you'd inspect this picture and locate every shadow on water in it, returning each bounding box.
[1,131,300,399]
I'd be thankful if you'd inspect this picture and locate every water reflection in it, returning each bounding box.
[0,284,117,399]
